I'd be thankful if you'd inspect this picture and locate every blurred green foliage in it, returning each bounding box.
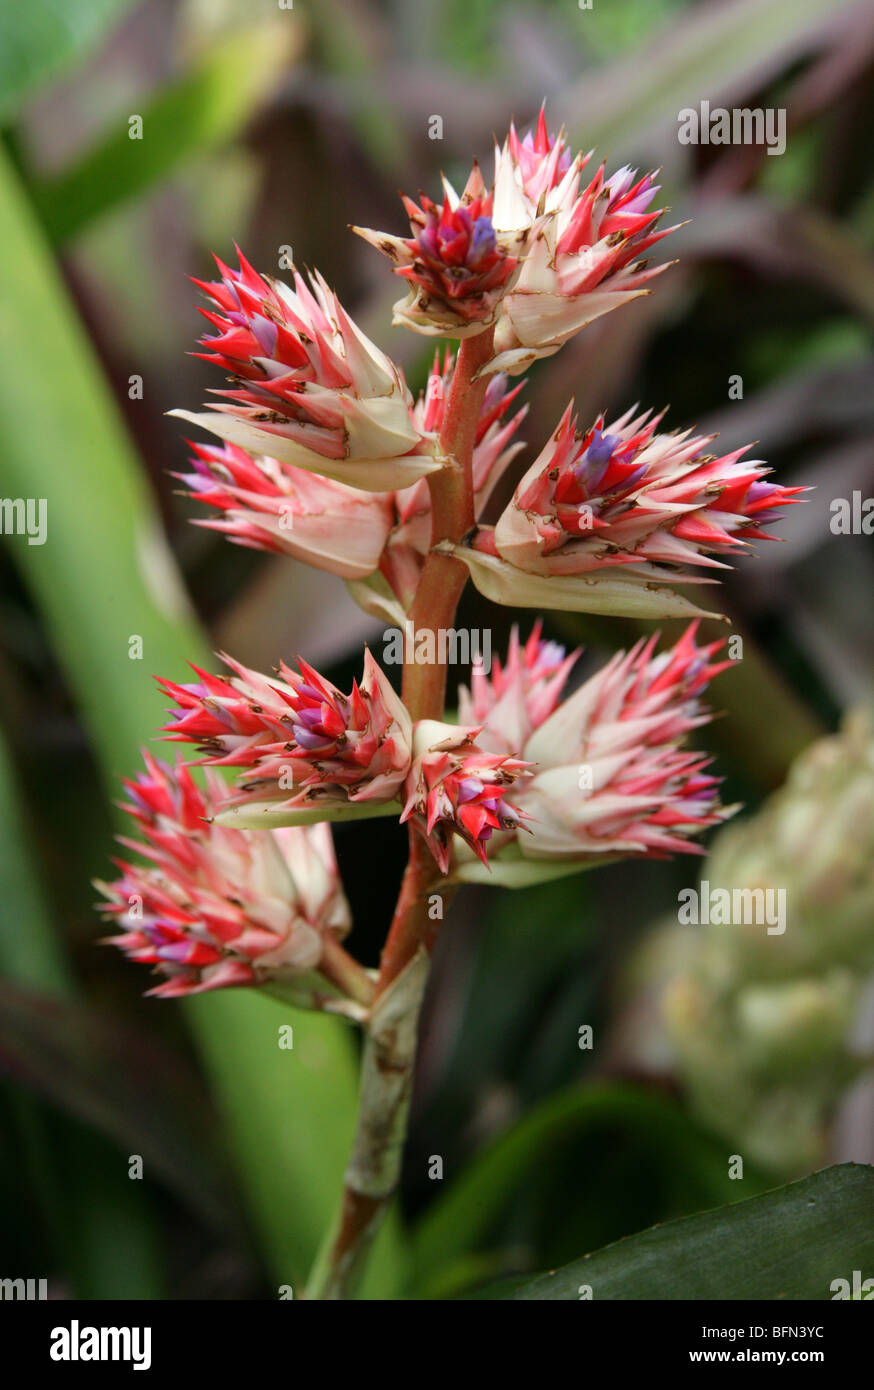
[0,0,137,122]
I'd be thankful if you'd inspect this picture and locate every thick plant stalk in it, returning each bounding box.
[304,330,493,1299]
[305,945,430,1299]
[400,328,495,725]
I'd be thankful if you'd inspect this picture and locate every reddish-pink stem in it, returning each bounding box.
[400,326,495,728]
[305,326,494,1299]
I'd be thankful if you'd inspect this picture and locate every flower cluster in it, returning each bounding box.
[176,347,524,598]
[514,623,734,862]
[155,650,533,869]
[166,136,799,623]
[95,103,807,1004]
[457,622,734,874]
[157,649,412,819]
[489,111,675,373]
[169,250,435,490]
[458,620,578,757]
[95,755,350,998]
[444,402,805,619]
[354,163,529,337]
[356,107,674,369]
[178,439,392,579]
[152,621,731,887]
[401,720,530,872]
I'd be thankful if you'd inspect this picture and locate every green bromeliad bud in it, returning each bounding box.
[704,706,874,978]
[659,708,874,1173]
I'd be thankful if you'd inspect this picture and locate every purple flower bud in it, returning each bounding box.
[469,216,497,266]
[586,429,621,469]
[296,707,326,731]
[251,314,278,358]
[157,942,198,963]
[292,725,334,751]
[456,776,485,803]
[747,481,776,503]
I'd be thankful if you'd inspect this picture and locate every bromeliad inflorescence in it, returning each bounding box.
[95,103,805,1300]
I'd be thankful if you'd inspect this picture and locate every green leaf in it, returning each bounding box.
[30,29,291,244]
[0,979,243,1233]
[501,1165,874,1299]
[185,989,406,1296]
[0,729,164,1298]
[0,736,74,997]
[0,144,402,1296]
[215,799,403,830]
[412,1082,742,1293]
[0,0,136,123]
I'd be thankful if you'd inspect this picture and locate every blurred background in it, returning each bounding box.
[0,0,872,1300]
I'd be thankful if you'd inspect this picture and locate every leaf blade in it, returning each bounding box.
[31,29,293,244]
[505,1165,874,1300]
